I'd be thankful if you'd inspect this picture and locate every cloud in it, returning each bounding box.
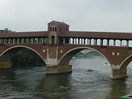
[0,0,132,32]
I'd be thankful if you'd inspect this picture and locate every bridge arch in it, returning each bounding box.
[58,47,111,66]
[119,55,132,70]
[0,45,46,66]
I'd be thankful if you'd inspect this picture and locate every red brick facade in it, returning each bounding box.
[0,20,132,79]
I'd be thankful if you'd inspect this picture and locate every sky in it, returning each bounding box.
[0,0,132,32]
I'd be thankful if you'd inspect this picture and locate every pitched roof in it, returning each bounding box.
[48,20,69,26]
[0,31,48,38]
[59,31,132,40]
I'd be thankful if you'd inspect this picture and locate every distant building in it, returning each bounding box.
[0,28,12,33]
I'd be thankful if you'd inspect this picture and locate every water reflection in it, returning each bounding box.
[0,67,72,99]
[0,57,132,99]
[35,74,71,99]
[105,79,127,99]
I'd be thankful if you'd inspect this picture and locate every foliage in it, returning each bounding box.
[11,48,45,67]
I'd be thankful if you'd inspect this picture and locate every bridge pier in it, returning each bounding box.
[45,65,72,74]
[0,61,11,69]
[111,68,127,79]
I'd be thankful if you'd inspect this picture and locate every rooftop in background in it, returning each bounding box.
[0,28,13,33]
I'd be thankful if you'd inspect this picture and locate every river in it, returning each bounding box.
[0,56,132,99]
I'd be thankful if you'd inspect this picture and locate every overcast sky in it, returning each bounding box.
[0,0,132,32]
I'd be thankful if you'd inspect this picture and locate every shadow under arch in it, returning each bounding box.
[58,47,111,66]
[120,55,132,70]
[0,45,46,67]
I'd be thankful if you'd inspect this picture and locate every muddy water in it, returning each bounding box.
[0,56,132,99]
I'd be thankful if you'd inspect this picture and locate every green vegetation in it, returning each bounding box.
[11,48,45,67]
[10,49,102,67]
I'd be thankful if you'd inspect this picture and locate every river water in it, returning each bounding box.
[0,56,132,99]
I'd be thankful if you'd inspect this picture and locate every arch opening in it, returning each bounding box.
[120,56,132,70]
[119,55,132,75]
[119,56,132,78]
[51,36,55,45]
[59,47,111,73]
[0,46,46,68]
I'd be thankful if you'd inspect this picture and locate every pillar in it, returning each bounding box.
[45,65,72,74]
[94,39,97,45]
[111,68,127,79]
[0,55,12,69]
[84,38,86,45]
[107,39,109,46]
[45,58,72,74]
[120,40,122,46]
[101,39,103,46]
[78,38,80,44]
[127,40,129,47]
[113,40,116,46]
[0,61,11,69]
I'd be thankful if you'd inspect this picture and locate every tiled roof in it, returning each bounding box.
[59,31,132,40]
[0,31,48,38]
[0,30,132,40]
[48,20,69,26]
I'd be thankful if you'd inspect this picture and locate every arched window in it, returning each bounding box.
[50,26,57,32]
[70,38,73,44]
[129,40,132,47]
[115,40,121,46]
[109,39,114,46]
[122,40,127,47]
[51,36,55,45]
[91,39,95,45]
[97,39,101,45]
[103,39,107,46]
